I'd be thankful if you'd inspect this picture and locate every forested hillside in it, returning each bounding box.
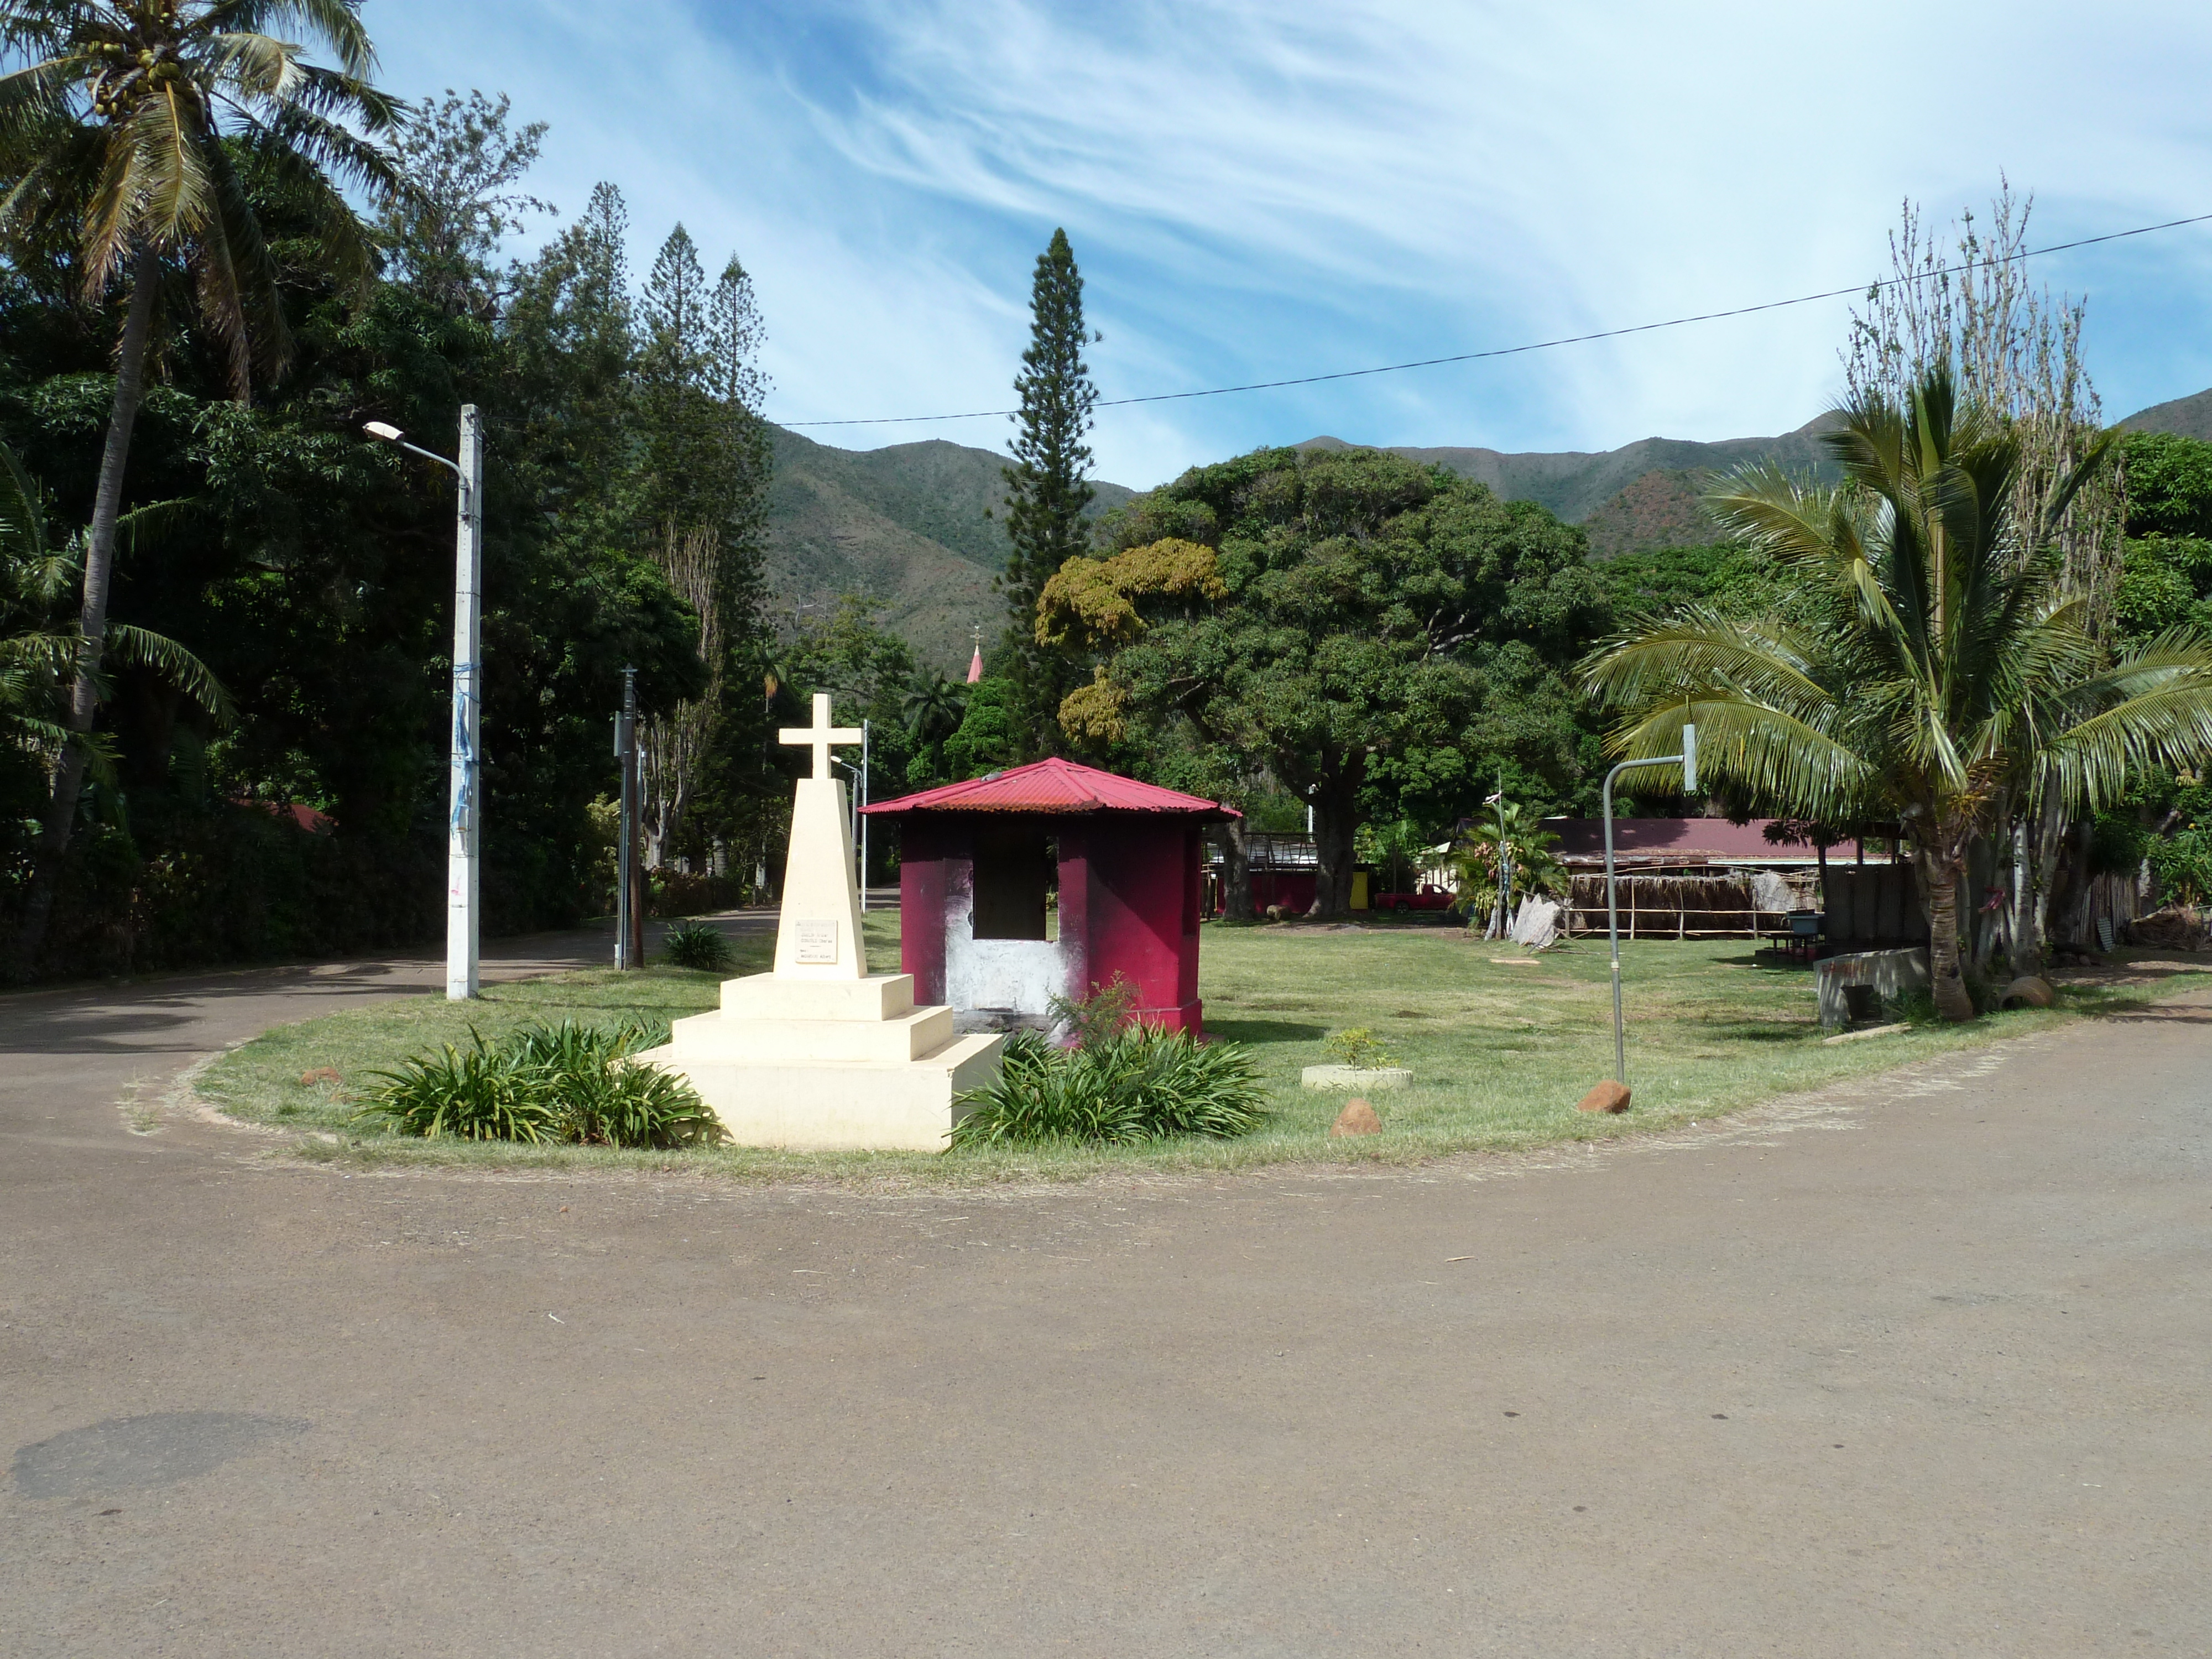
[764,427,1133,670]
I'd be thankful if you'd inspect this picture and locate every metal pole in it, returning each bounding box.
[1492,773,1510,940]
[1601,723,1697,1086]
[447,405,483,1000]
[616,667,637,970]
[1604,760,1627,1083]
[858,719,870,913]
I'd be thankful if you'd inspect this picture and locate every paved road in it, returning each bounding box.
[2,946,2208,1656]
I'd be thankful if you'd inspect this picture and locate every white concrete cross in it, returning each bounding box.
[780,692,864,779]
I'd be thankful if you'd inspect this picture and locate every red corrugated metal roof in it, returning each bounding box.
[1544,817,1869,863]
[862,757,1238,818]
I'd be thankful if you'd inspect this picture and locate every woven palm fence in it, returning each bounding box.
[1563,873,1791,940]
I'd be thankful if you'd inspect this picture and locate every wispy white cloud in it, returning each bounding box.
[366,0,2212,486]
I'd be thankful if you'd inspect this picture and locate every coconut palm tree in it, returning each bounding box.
[1450,800,1568,934]
[1584,364,2212,1020]
[902,668,967,745]
[0,0,399,969]
[1,437,228,773]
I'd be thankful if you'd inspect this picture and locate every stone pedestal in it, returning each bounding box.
[640,972,1000,1151]
[634,692,1001,1152]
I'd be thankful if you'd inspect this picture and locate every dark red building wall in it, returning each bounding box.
[893,812,1204,1035]
[1072,818,1203,1033]
[896,818,951,1005]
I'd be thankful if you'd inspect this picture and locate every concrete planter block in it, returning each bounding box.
[1302,1065,1412,1091]
[1814,947,1929,1029]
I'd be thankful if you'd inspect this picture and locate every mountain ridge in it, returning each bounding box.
[762,389,2212,655]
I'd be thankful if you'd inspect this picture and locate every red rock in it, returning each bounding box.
[1331,1098,1383,1136]
[1577,1080,1631,1114]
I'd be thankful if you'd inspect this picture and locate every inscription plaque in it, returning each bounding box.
[794,920,839,964]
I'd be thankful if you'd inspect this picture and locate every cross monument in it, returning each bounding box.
[780,692,863,780]
[770,692,868,979]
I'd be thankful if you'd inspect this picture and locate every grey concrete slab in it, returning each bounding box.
[1,938,2205,1656]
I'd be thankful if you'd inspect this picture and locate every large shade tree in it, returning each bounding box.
[1585,366,2212,1020]
[1047,446,1606,917]
[0,0,401,970]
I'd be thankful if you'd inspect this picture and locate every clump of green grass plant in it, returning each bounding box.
[660,921,734,973]
[357,1019,717,1148]
[950,1025,1269,1147]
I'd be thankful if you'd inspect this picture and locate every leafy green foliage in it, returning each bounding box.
[357,1030,561,1143]
[950,1025,1268,1147]
[1046,972,1140,1049]
[0,82,780,974]
[1594,541,1785,622]
[2121,433,2212,540]
[1588,367,2212,1020]
[942,676,1019,780]
[357,1019,715,1147]
[1451,800,1569,922]
[660,921,733,972]
[1321,1027,1396,1069]
[1074,446,1608,913]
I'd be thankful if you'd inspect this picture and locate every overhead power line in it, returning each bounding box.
[778,209,2212,430]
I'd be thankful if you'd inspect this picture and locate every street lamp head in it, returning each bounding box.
[363,420,404,442]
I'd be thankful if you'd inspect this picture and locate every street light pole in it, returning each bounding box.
[364,407,483,1001]
[616,666,638,971]
[1601,722,1697,1086]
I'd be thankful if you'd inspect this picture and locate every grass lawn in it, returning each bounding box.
[195,909,2204,1186]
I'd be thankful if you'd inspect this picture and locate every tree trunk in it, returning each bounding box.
[1918,846,1976,1021]
[11,247,160,979]
[2013,791,2068,977]
[1220,816,1251,923]
[1307,791,1358,920]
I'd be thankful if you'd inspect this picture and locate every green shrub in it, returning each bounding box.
[357,1032,561,1142]
[1047,972,1140,1048]
[660,921,734,972]
[950,1025,1268,1147]
[357,1019,717,1148]
[1322,1026,1396,1068]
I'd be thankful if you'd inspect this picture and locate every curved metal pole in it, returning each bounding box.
[1601,723,1697,1086]
[1603,758,1629,1083]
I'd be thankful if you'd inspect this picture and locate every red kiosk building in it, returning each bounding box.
[860,758,1235,1035]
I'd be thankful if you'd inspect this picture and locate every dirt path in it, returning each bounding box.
[2,937,2206,1656]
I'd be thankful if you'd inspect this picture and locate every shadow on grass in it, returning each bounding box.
[1204,1018,1329,1045]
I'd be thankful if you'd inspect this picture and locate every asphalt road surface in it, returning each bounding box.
[3,939,2208,1656]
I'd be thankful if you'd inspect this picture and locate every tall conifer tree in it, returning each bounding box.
[999,228,1098,754]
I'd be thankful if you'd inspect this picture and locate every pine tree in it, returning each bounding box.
[999,228,1098,755]
[634,228,776,872]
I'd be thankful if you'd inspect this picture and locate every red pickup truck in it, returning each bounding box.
[1373,883,1455,915]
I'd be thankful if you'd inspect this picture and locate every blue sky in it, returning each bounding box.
[364,0,2212,488]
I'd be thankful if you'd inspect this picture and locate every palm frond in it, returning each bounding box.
[103,623,234,723]
[1609,693,1875,820]
[200,0,380,79]
[0,439,51,562]
[1582,607,1837,717]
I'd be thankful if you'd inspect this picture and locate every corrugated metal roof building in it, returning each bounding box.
[863,759,1235,1034]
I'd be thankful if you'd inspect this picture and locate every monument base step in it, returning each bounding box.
[637,1033,1003,1152]
[666,1002,954,1065]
